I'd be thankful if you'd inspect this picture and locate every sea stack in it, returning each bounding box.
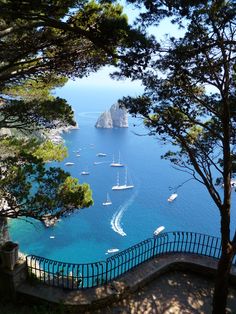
[95,103,128,128]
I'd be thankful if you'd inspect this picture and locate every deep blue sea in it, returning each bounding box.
[9,74,236,264]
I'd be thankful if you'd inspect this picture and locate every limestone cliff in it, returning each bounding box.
[95,103,128,128]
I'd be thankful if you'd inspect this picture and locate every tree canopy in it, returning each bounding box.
[120,0,236,313]
[0,0,154,223]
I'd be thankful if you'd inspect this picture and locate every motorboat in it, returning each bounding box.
[81,171,90,175]
[153,226,165,236]
[96,152,107,157]
[65,162,75,166]
[106,248,119,254]
[168,193,178,202]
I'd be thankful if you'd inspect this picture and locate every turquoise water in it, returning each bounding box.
[9,78,236,264]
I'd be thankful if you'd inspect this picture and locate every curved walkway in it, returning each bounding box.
[17,253,236,312]
[93,270,236,314]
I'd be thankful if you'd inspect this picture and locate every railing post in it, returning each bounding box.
[105,260,108,284]
[152,236,157,258]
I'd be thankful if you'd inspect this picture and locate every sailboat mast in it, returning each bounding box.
[125,168,127,185]
[117,172,119,186]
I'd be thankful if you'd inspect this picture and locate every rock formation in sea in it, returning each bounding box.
[95,103,128,128]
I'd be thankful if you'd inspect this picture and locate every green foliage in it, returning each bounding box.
[0,0,151,88]
[122,1,236,205]
[0,152,93,220]
[0,137,92,220]
[0,0,154,134]
[2,76,68,102]
[0,0,153,223]
[0,97,76,133]
[121,2,236,312]
[33,141,68,162]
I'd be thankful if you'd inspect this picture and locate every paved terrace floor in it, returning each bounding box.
[92,270,236,314]
[17,253,236,313]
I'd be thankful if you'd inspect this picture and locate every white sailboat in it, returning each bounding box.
[110,152,124,167]
[112,169,134,190]
[102,193,112,206]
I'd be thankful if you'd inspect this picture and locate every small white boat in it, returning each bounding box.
[112,169,134,190]
[76,154,81,157]
[222,178,236,187]
[94,161,103,165]
[50,236,55,239]
[110,152,124,167]
[168,193,178,202]
[153,226,165,236]
[231,179,236,187]
[102,193,112,206]
[81,171,90,175]
[65,162,75,166]
[96,153,107,157]
[106,248,119,254]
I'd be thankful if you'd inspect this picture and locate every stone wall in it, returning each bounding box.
[0,260,27,299]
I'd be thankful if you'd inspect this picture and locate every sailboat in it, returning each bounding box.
[112,169,134,190]
[81,167,90,175]
[102,193,112,206]
[110,152,124,167]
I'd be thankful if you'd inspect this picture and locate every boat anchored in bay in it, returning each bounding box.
[102,193,112,206]
[106,248,119,255]
[112,168,134,190]
[110,152,124,167]
[153,226,165,236]
[168,193,178,202]
[81,171,90,175]
[96,152,107,157]
[65,162,74,166]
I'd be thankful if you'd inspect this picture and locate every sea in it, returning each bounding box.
[9,71,236,264]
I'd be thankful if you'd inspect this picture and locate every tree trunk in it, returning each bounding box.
[0,217,10,245]
[212,243,234,313]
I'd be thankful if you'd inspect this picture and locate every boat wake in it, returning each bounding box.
[111,209,127,236]
[110,191,138,237]
[93,161,110,165]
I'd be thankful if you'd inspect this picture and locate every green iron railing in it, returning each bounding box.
[26,231,236,290]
